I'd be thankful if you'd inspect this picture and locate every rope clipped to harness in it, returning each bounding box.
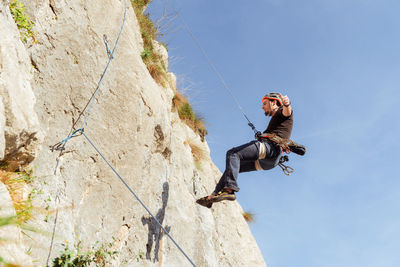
[259,133,306,156]
[261,134,293,153]
[258,133,306,175]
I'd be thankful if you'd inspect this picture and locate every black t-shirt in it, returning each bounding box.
[263,107,293,139]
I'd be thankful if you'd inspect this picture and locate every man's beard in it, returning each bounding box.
[264,111,272,117]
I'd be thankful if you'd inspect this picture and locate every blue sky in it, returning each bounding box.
[148,1,400,266]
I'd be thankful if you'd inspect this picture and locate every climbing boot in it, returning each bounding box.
[196,196,213,208]
[209,191,236,202]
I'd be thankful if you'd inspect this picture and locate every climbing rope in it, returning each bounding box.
[46,195,60,266]
[82,132,196,267]
[51,0,128,153]
[176,14,259,135]
[49,1,196,266]
[176,14,308,178]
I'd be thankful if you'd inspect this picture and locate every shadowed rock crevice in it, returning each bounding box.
[49,0,57,17]
[141,182,171,263]
[154,124,164,142]
[0,2,42,169]
[153,124,171,160]
[2,130,40,170]
[161,147,171,160]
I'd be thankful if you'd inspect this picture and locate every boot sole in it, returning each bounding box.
[210,194,236,203]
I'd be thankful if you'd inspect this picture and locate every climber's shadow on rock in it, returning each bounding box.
[141,182,171,262]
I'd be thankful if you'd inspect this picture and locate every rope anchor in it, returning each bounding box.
[48,2,197,265]
[50,128,84,152]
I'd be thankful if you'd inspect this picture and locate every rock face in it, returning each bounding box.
[0,0,266,266]
[0,0,41,165]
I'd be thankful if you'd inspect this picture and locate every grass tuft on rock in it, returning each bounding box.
[132,1,209,141]
[131,0,167,86]
[173,92,208,141]
[187,140,205,163]
[9,0,36,44]
[242,211,255,223]
[53,241,118,267]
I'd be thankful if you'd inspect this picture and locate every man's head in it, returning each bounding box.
[262,92,282,116]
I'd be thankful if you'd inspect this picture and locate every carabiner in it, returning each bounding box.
[278,162,294,176]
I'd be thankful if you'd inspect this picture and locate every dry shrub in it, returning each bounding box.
[242,211,255,223]
[187,140,205,163]
[173,92,208,141]
[193,117,208,141]
[131,0,168,86]
[0,171,25,204]
[132,0,208,137]
[0,167,35,223]
[147,61,167,86]
[172,91,186,109]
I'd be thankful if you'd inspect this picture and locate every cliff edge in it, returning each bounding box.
[0,0,266,266]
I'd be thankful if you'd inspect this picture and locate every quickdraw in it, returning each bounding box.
[278,155,294,176]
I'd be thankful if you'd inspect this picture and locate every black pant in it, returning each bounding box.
[212,140,281,195]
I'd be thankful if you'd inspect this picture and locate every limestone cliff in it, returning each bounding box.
[0,0,266,266]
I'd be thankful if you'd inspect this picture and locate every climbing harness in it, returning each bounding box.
[258,133,306,175]
[260,133,297,153]
[177,13,307,177]
[254,141,266,171]
[259,133,305,155]
[49,1,196,266]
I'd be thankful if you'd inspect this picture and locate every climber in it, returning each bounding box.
[196,93,294,208]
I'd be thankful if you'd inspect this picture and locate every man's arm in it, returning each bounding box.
[279,93,292,117]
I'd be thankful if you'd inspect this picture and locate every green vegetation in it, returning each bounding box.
[173,92,208,141]
[132,1,208,140]
[179,102,195,121]
[52,241,118,267]
[131,0,167,86]
[135,250,145,262]
[9,0,36,44]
